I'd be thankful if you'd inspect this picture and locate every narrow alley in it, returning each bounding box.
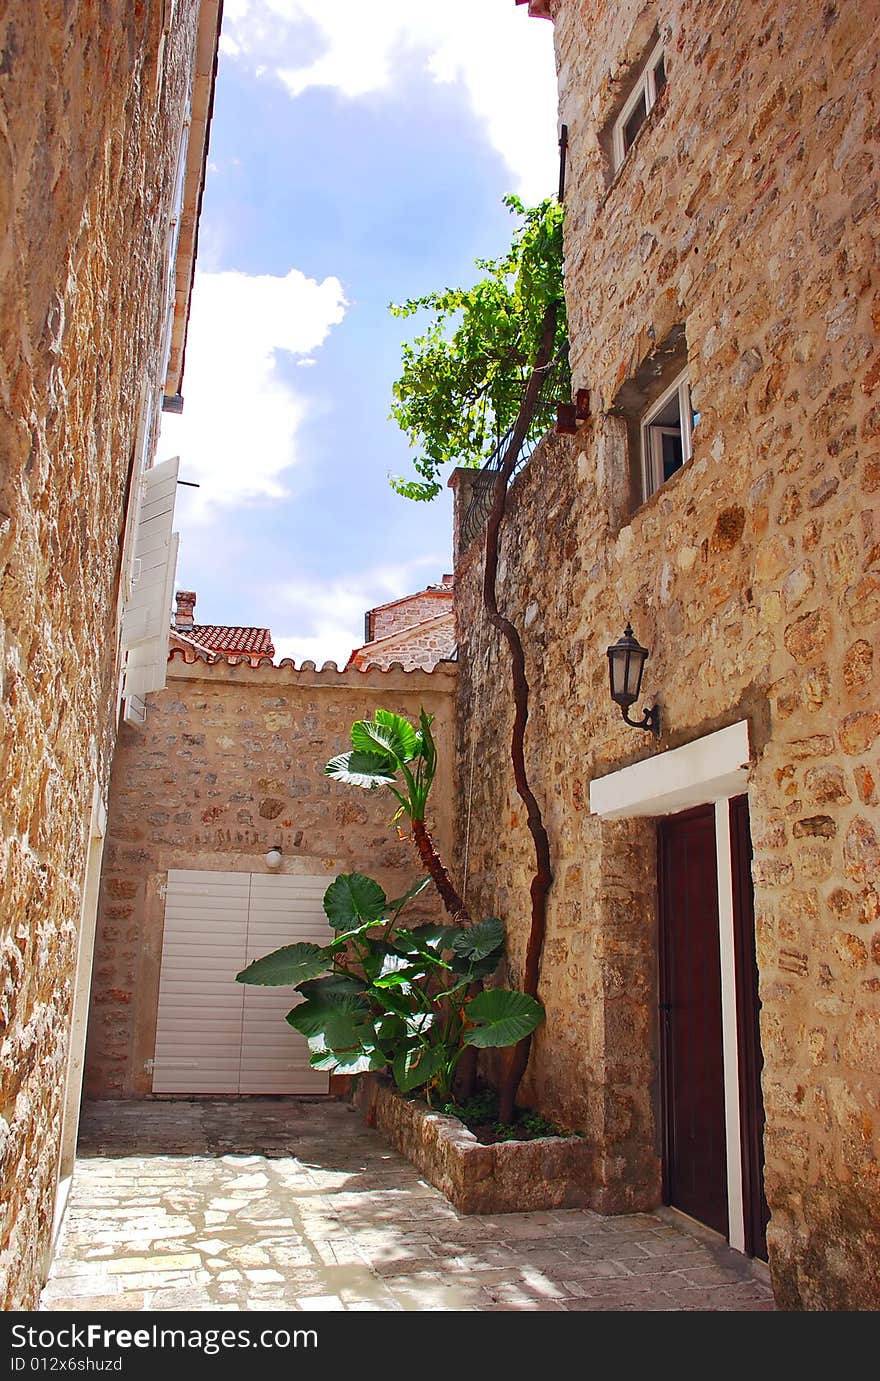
[42,1100,775,1313]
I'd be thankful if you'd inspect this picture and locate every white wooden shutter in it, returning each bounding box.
[121,455,179,704]
[153,870,249,1093]
[122,455,179,649]
[240,874,332,1094]
[123,532,178,700]
[153,870,333,1095]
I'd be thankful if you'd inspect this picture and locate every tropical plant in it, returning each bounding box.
[235,871,544,1103]
[388,194,567,501]
[324,706,468,921]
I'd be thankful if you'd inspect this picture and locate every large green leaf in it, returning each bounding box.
[372,953,423,991]
[236,942,331,987]
[456,951,504,982]
[370,987,417,1021]
[349,710,419,764]
[415,709,437,776]
[324,921,379,952]
[286,993,373,1050]
[307,1036,386,1075]
[395,924,460,957]
[324,750,398,790]
[452,917,504,962]
[374,1013,407,1052]
[405,1012,435,1037]
[360,938,410,984]
[392,1044,443,1092]
[297,973,367,1002]
[323,873,387,930]
[387,876,431,914]
[462,988,545,1049]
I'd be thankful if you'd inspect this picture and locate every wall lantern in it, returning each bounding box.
[265,845,283,869]
[605,624,660,737]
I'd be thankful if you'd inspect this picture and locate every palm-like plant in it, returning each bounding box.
[325,708,470,922]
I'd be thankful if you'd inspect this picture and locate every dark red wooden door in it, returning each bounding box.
[730,794,769,1260]
[658,804,728,1237]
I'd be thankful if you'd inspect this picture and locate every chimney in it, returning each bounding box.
[174,590,196,630]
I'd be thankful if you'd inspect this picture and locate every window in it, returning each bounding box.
[611,41,666,171]
[641,369,698,499]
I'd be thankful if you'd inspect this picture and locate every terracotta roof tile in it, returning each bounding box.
[187,625,275,656]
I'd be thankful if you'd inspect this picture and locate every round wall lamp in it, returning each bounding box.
[265,845,283,869]
[606,624,660,737]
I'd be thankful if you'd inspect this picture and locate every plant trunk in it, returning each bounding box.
[409,817,479,1098]
[410,817,471,923]
[483,303,559,1125]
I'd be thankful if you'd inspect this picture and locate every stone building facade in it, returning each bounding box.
[451,0,879,1309]
[84,655,456,1099]
[346,576,456,671]
[0,1,221,1309]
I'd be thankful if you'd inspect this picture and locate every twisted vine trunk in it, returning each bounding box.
[410,818,471,923]
[483,303,558,1124]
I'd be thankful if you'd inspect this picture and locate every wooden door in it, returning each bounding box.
[658,805,728,1236]
[730,795,769,1260]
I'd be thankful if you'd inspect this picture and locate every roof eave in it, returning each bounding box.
[163,0,224,407]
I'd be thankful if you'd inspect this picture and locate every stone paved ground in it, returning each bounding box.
[41,1099,775,1312]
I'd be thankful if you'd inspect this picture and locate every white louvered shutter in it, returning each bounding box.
[123,532,178,700]
[153,870,333,1095]
[153,870,249,1093]
[239,874,333,1094]
[121,456,179,703]
[122,455,179,647]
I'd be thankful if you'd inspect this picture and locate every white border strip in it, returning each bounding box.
[589,720,751,818]
[715,799,745,1253]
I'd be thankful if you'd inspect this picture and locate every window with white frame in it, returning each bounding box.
[611,41,666,172]
[641,369,698,499]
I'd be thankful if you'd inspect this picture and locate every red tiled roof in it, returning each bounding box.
[185,625,275,656]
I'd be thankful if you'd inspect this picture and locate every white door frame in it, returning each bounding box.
[590,720,752,1252]
[47,783,107,1274]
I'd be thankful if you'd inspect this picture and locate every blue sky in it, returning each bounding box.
[157,0,559,666]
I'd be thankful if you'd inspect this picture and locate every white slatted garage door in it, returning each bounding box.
[153,869,333,1094]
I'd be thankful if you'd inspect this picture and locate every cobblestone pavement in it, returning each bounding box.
[41,1099,775,1312]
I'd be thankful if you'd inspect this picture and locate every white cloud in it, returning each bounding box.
[156,266,346,512]
[219,0,559,202]
[271,556,446,668]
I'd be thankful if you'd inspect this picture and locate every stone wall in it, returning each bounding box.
[84,657,457,1098]
[353,612,456,671]
[457,0,879,1308]
[0,0,205,1309]
[370,589,453,641]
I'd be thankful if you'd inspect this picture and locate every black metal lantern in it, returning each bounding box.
[605,624,660,736]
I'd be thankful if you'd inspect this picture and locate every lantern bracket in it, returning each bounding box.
[621,702,661,737]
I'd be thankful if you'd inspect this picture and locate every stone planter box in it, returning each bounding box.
[353,1075,594,1215]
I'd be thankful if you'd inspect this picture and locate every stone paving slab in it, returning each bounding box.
[41,1099,775,1312]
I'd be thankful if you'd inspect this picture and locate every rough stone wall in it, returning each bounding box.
[456,0,879,1307]
[84,658,457,1099]
[370,591,453,641]
[355,612,456,671]
[0,1,202,1309]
